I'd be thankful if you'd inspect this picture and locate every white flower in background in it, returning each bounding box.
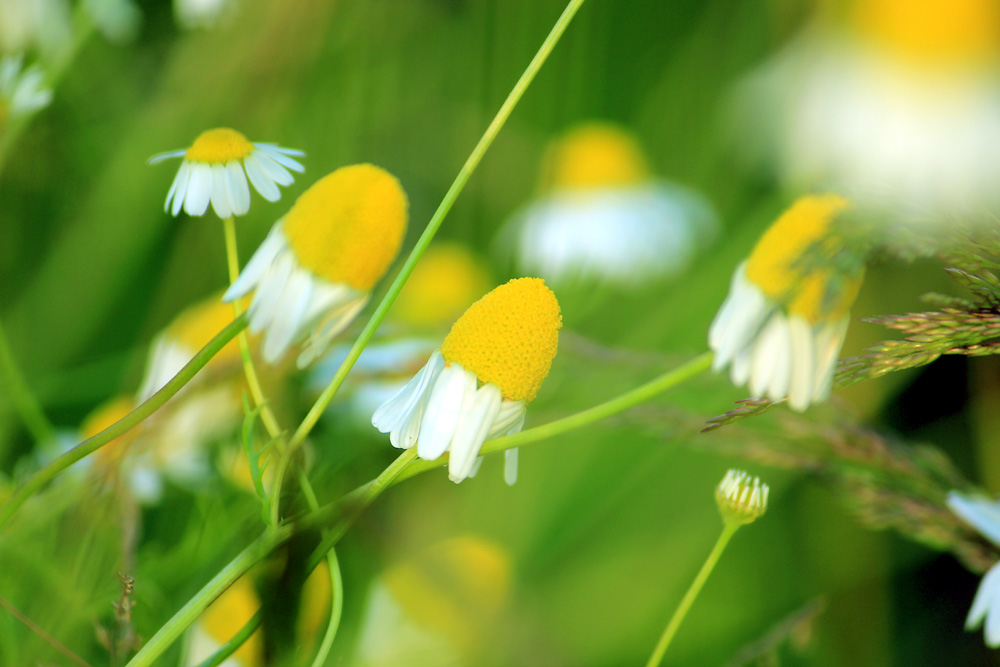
[947,491,1000,647]
[225,164,409,366]
[0,0,72,56]
[709,194,864,411]
[150,127,305,218]
[174,0,236,30]
[736,0,1000,228]
[0,54,52,121]
[500,122,716,287]
[372,278,561,485]
[82,0,141,42]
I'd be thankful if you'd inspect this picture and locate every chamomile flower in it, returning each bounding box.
[0,54,52,123]
[150,127,305,218]
[737,0,1000,226]
[947,491,1000,647]
[500,122,716,287]
[137,291,247,401]
[372,277,561,484]
[708,194,864,411]
[225,164,409,366]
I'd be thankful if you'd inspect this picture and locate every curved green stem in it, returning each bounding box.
[645,521,740,667]
[125,525,294,667]
[285,0,588,458]
[394,352,713,483]
[0,314,248,529]
[308,548,343,667]
[0,317,55,447]
[192,611,261,667]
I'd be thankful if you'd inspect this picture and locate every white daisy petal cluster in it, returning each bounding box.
[373,277,562,484]
[149,128,304,218]
[709,194,863,411]
[502,122,716,288]
[225,164,408,366]
[0,54,52,119]
[947,491,1000,647]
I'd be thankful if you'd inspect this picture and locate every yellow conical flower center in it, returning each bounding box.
[282,164,409,291]
[166,292,246,362]
[200,576,263,667]
[745,194,859,323]
[852,0,1000,66]
[393,243,492,328]
[441,277,561,402]
[83,396,137,468]
[542,123,649,190]
[385,536,511,648]
[185,128,255,163]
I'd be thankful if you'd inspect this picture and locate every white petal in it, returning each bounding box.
[247,251,296,335]
[252,151,295,186]
[170,161,192,216]
[224,224,288,301]
[983,566,1000,646]
[489,400,526,438]
[225,160,251,216]
[164,160,189,214]
[183,163,213,216]
[256,144,306,171]
[447,383,502,483]
[372,352,444,445]
[297,293,369,368]
[416,364,475,461]
[710,266,771,371]
[209,163,232,218]
[812,316,850,400]
[244,154,282,201]
[786,315,816,411]
[262,268,313,362]
[749,316,781,397]
[970,564,1000,632]
[948,492,1000,547]
[504,448,519,486]
[148,149,187,165]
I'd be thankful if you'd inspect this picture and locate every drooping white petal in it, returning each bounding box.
[983,566,1000,646]
[970,564,1000,634]
[209,163,232,218]
[170,161,192,216]
[243,154,282,201]
[448,383,502,483]
[247,251,295,334]
[416,364,475,461]
[225,160,251,216]
[489,400,526,438]
[255,144,306,172]
[262,267,313,362]
[252,151,294,186]
[786,314,816,411]
[504,448,519,486]
[297,292,369,368]
[948,492,1000,548]
[148,149,187,165]
[183,162,213,216]
[372,352,444,445]
[812,316,850,400]
[224,224,289,301]
[710,266,770,370]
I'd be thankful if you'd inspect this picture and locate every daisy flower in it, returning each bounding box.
[372,277,562,484]
[708,194,864,411]
[0,54,52,122]
[500,122,716,287]
[736,0,1000,227]
[149,127,305,218]
[947,491,1000,647]
[137,291,247,401]
[225,164,409,366]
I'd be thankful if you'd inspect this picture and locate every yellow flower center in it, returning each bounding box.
[542,123,649,190]
[745,194,859,323]
[282,164,409,290]
[166,292,246,362]
[852,0,1000,66]
[441,277,561,402]
[200,576,263,667]
[393,243,492,328]
[83,396,137,468]
[385,536,511,649]
[184,128,255,163]
[297,562,332,645]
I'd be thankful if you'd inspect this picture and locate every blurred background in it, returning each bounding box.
[1,0,998,664]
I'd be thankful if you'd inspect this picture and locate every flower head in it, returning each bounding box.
[502,122,716,287]
[372,278,561,483]
[225,164,409,366]
[393,243,492,329]
[708,194,863,411]
[947,491,1000,647]
[715,469,769,526]
[0,54,52,124]
[150,127,304,218]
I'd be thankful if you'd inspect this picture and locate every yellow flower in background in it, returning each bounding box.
[737,0,1000,226]
[225,164,409,366]
[393,243,493,330]
[137,291,248,401]
[150,127,304,218]
[84,395,139,471]
[354,536,511,667]
[373,278,561,484]
[708,195,863,411]
[500,122,716,288]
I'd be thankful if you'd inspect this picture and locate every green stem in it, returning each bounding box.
[125,525,294,667]
[0,317,56,447]
[0,314,249,529]
[191,611,261,667]
[394,352,713,483]
[285,0,588,457]
[645,521,741,667]
[308,549,343,667]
